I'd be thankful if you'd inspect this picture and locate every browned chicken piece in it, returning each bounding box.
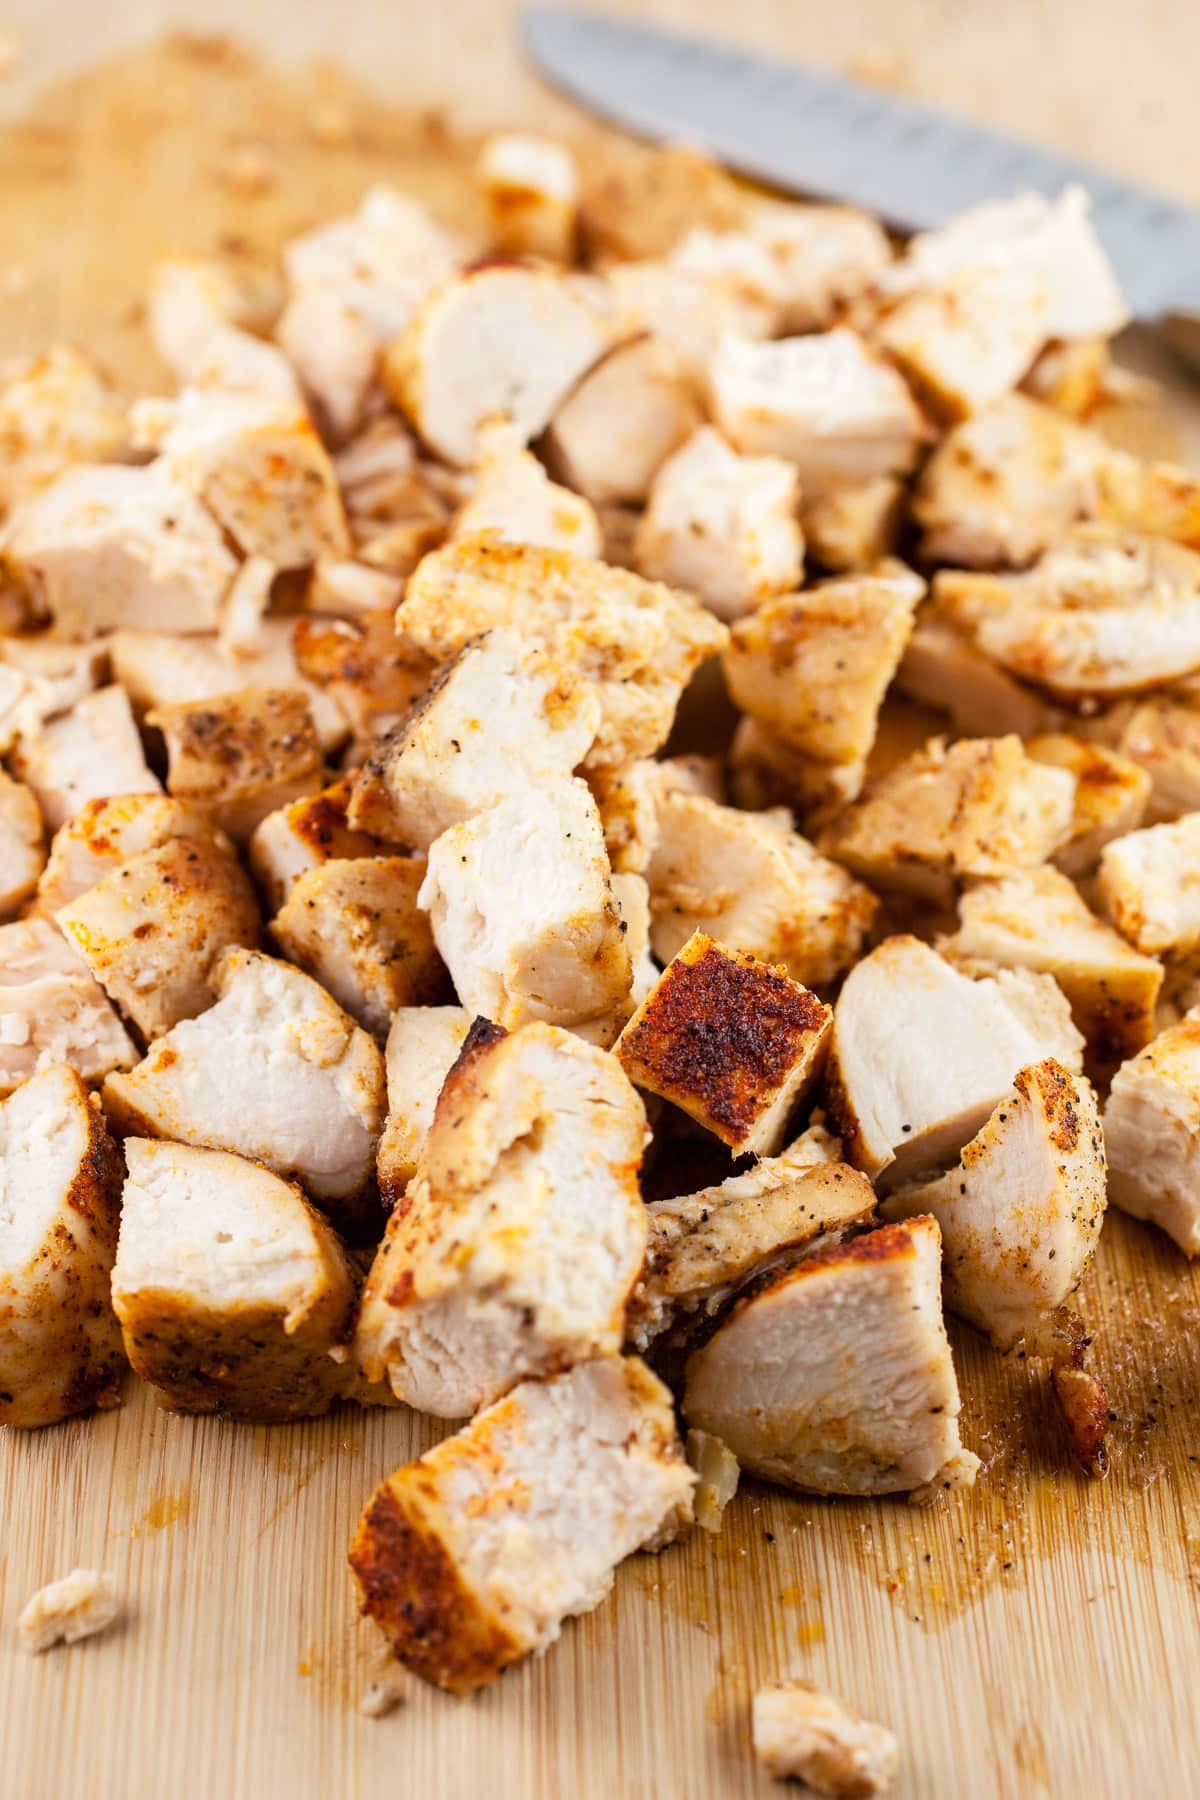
[17,1570,122,1654]
[1097,813,1200,963]
[1026,733,1152,872]
[1095,451,1200,551]
[684,1215,979,1496]
[451,422,601,557]
[13,684,161,833]
[728,719,868,829]
[752,1684,899,1797]
[587,754,724,876]
[111,1138,356,1420]
[397,535,728,769]
[150,686,323,843]
[269,856,446,1037]
[0,770,44,917]
[895,615,1062,739]
[1105,1008,1200,1256]
[543,336,703,507]
[56,834,261,1041]
[0,1065,124,1427]
[477,132,578,261]
[37,793,231,917]
[822,734,1076,904]
[579,139,747,262]
[874,260,1047,419]
[376,1004,470,1205]
[292,612,438,776]
[616,932,832,1157]
[0,345,126,513]
[350,1354,694,1693]
[883,1060,1106,1349]
[1021,334,1145,419]
[0,917,135,1094]
[248,777,398,914]
[828,936,1084,1190]
[647,792,876,986]
[1113,698,1200,822]
[355,1020,648,1417]
[940,866,1162,1073]
[801,477,904,574]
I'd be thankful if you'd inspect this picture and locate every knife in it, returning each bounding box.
[521,6,1200,331]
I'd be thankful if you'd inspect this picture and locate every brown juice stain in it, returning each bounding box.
[131,1487,194,1536]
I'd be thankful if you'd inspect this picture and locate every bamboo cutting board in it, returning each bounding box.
[1,16,1200,1799]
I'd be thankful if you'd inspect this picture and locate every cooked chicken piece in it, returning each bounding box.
[827,936,1084,1190]
[0,635,108,724]
[132,387,349,569]
[291,610,435,752]
[709,328,928,495]
[875,260,1047,420]
[0,771,44,916]
[1021,334,1144,419]
[150,686,322,843]
[570,870,657,1051]
[0,346,126,512]
[419,778,630,1030]
[628,1156,876,1352]
[616,932,832,1156]
[941,866,1161,1072]
[543,335,702,506]
[679,1429,739,1535]
[685,1214,978,1495]
[665,226,788,327]
[633,426,802,622]
[600,259,774,384]
[103,947,385,1208]
[1098,453,1200,551]
[896,615,1061,739]
[1097,813,1200,962]
[18,1570,121,1654]
[5,464,235,636]
[1113,698,1200,822]
[357,1019,646,1414]
[398,536,727,769]
[249,777,397,913]
[752,1683,899,1797]
[384,265,606,467]
[477,131,578,261]
[647,792,876,985]
[0,917,135,1094]
[37,793,229,916]
[13,684,160,833]
[801,477,904,573]
[824,734,1075,904]
[1026,733,1152,872]
[349,1354,693,1693]
[217,554,274,661]
[0,1065,123,1427]
[376,1004,470,1204]
[112,1137,356,1418]
[745,198,892,332]
[275,285,380,450]
[450,422,601,556]
[587,753,724,876]
[1104,1008,1200,1255]
[56,834,261,1041]
[147,256,301,404]
[579,138,747,262]
[306,558,402,619]
[728,719,868,827]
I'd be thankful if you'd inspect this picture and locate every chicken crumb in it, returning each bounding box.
[18,1569,121,1653]
[752,1682,898,1795]
[359,1664,410,1718]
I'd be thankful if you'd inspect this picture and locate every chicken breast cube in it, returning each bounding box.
[827,936,1084,1190]
[418,780,631,1030]
[801,477,904,574]
[0,771,44,917]
[616,932,832,1156]
[1027,733,1151,872]
[349,1355,693,1692]
[148,257,302,403]
[896,615,1060,740]
[376,1004,470,1204]
[291,610,435,751]
[270,856,445,1037]
[752,1684,899,1797]
[150,686,322,843]
[646,792,876,985]
[451,425,601,557]
[1104,1009,1200,1255]
[13,685,160,834]
[710,328,928,494]
[398,536,727,768]
[883,1059,1106,1350]
[18,1570,121,1654]
[477,132,578,261]
[600,260,774,385]
[588,753,724,876]
[633,426,802,622]
[0,345,126,511]
[37,793,231,917]
[353,627,599,850]
[874,261,1046,419]
[384,264,606,466]
[728,719,869,827]
[1097,813,1200,962]
[544,336,702,506]
[1113,698,1200,824]
[746,198,892,332]
[56,835,261,1041]
[0,1065,124,1427]
[249,777,396,914]
[685,1214,978,1495]
[112,1138,356,1418]
[0,918,135,1094]
[823,735,1076,904]
[6,464,236,636]
[102,948,385,1209]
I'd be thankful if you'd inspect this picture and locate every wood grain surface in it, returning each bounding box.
[0,15,1199,1800]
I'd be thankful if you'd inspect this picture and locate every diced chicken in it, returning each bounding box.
[633,426,802,622]
[275,286,380,449]
[150,686,322,842]
[477,132,578,261]
[588,753,725,876]
[398,536,727,769]
[356,1019,647,1415]
[0,917,135,1094]
[5,464,235,636]
[18,1571,121,1654]
[801,477,904,573]
[599,259,774,385]
[0,1065,124,1426]
[218,554,274,660]
[745,197,892,332]
[112,1138,356,1418]
[1097,813,1200,962]
[13,684,160,833]
[418,778,631,1030]
[349,1355,694,1693]
[0,346,126,512]
[752,1683,899,1797]
[666,226,788,329]
[728,719,869,828]
[249,777,398,913]
[56,835,261,1041]
[709,328,928,495]
[1104,1008,1200,1255]
[616,931,832,1156]
[646,791,876,985]
[384,265,607,466]
[826,935,1084,1190]
[306,558,402,619]
[147,256,301,404]
[102,948,385,1209]
[578,139,746,263]
[1098,453,1200,552]
[376,1004,470,1204]
[1027,733,1152,872]
[0,771,44,917]
[896,615,1061,739]
[823,734,1075,903]
[1113,698,1200,823]
[883,1059,1106,1349]
[874,260,1047,419]
[450,423,601,557]
[37,793,230,916]
[291,610,435,750]
[569,869,657,1052]
[1021,334,1142,419]
[543,335,702,506]
[684,1215,978,1496]
[0,635,108,725]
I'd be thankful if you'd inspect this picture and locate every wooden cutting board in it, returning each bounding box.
[1,17,1200,1799]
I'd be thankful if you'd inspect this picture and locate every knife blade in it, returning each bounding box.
[521,6,1200,324]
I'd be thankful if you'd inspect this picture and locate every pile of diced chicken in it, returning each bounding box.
[4,120,1200,1786]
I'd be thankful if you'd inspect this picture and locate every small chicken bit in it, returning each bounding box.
[587,753,724,877]
[13,683,161,834]
[18,1570,121,1654]
[375,1004,470,1205]
[291,610,435,752]
[873,260,1047,420]
[0,346,126,513]
[685,1430,741,1535]
[896,615,1061,740]
[744,197,892,332]
[0,917,135,1094]
[752,1683,899,1798]
[801,477,904,574]
[543,335,702,507]
[0,770,44,917]
[150,686,323,843]
[1105,1008,1200,1256]
[451,423,601,557]
[1112,697,1200,823]
[249,776,397,915]
[1026,732,1151,872]
[148,256,301,403]
[1097,812,1200,965]
[477,131,578,262]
